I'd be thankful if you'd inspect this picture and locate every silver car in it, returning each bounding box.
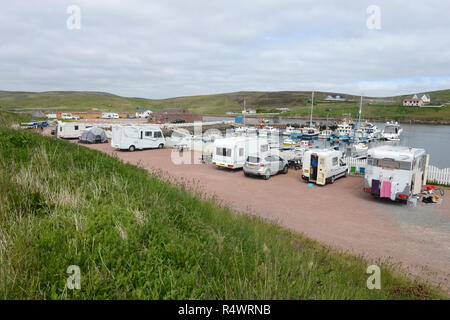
[243,154,289,180]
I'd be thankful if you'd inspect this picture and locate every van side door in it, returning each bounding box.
[317,155,327,185]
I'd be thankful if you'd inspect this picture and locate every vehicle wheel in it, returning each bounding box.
[263,171,271,180]
[330,176,335,184]
[344,171,348,178]
[244,172,249,177]
[158,143,164,149]
[129,145,136,152]
[282,165,289,174]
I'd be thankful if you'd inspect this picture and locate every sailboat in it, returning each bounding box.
[301,91,320,140]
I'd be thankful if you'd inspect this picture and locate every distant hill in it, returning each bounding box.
[0,89,448,121]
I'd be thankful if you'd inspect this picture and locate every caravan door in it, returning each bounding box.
[316,155,327,185]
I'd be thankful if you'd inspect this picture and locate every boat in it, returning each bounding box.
[352,142,369,157]
[283,125,296,136]
[301,91,320,140]
[319,129,333,139]
[381,121,403,141]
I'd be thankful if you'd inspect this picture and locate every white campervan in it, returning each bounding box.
[57,121,93,139]
[302,149,348,185]
[102,113,119,119]
[363,146,428,201]
[212,137,269,169]
[111,125,165,151]
[61,113,73,120]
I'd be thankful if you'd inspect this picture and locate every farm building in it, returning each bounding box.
[403,99,424,107]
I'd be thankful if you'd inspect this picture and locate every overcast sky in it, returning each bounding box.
[1,0,449,99]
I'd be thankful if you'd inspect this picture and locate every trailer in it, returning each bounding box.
[111,125,165,151]
[102,112,119,119]
[212,137,269,169]
[57,121,93,139]
[363,146,429,201]
[302,149,348,185]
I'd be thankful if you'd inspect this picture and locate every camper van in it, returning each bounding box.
[57,121,93,139]
[363,146,428,201]
[212,137,269,169]
[102,113,119,119]
[111,125,165,151]
[61,113,73,120]
[302,149,348,185]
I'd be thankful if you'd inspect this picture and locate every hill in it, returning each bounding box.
[0,89,449,121]
[0,110,445,299]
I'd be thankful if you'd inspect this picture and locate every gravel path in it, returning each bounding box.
[84,144,450,292]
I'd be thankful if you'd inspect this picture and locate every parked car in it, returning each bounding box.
[172,119,186,124]
[243,154,289,180]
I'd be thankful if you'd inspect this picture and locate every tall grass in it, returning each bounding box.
[0,112,445,299]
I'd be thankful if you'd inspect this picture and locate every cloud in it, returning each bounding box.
[0,0,449,98]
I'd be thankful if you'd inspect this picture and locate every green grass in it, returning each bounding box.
[0,111,446,299]
[1,90,449,121]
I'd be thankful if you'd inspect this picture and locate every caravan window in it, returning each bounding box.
[239,148,244,157]
[372,158,412,170]
[74,125,79,130]
[154,131,162,138]
[216,147,231,157]
[260,144,269,153]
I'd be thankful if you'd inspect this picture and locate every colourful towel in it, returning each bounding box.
[371,179,380,195]
[380,181,392,198]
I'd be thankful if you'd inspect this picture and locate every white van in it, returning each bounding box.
[111,125,165,151]
[212,137,269,169]
[57,121,93,139]
[61,113,73,120]
[102,112,119,119]
[363,146,428,201]
[302,149,348,185]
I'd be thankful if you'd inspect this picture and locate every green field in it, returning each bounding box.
[1,90,449,121]
[0,111,445,299]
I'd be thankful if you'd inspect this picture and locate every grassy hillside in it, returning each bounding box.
[0,90,449,121]
[0,111,445,299]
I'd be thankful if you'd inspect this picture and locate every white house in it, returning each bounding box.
[413,93,431,103]
[242,109,256,115]
[324,94,346,101]
[136,109,152,118]
[403,98,424,107]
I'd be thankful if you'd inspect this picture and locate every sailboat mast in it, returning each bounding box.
[310,90,314,127]
[357,95,362,129]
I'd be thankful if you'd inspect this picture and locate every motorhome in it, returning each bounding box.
[61,113,73,120]
[57,121,93,139]
[102,112,119,119]
[302,149,348,185]
[47,113,57,119]
[111,125,165,151]
[363,146,428,201]
[212,137,269,169]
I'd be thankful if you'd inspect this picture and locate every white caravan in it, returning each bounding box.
[61,113,73,120]
[363,146,428,201]
[47,113,57,119]
[302,149,348,185]
[111,125,165,151]
[212,137,269,169]
[102,112,119,119]
[57,121,93,139]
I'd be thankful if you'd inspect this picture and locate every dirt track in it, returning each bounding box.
[84,144,450,292]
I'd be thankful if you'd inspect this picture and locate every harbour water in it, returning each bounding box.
[203,116,450,168]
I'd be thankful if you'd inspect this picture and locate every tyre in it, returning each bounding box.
[263,170,271,180]
[129,145,136,152]
[330,175,335,184]
[244,172,249,177]
[158,144,164,149]
[282,165,289,174]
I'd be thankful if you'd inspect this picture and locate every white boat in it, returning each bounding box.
[382,121,403,141]
[319,130,333,139]
[352,142,369,157]
[283,125,296,136]
[359,121,380,140]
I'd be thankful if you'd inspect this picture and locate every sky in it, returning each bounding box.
[1,0,449,99]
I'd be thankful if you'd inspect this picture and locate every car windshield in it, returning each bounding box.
[247,156,260,163]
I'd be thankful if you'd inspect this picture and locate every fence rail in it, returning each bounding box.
[343,157,450,186]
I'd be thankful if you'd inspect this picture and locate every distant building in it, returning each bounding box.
[242,109,256,114]
[277,107,290,113]
[324,94,346,101]
[136,109,152,118]
[413,93,431,103]
[403,98,424,107]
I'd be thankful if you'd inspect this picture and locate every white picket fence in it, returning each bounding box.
[343,157,450,185]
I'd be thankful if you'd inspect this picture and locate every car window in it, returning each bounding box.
[154,131,162,138]
[145,131,152,137]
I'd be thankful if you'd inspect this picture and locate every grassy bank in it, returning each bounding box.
[1,90,449,122]
[0,112,445,299]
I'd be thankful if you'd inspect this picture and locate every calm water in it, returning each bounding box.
[203,116,450,168]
